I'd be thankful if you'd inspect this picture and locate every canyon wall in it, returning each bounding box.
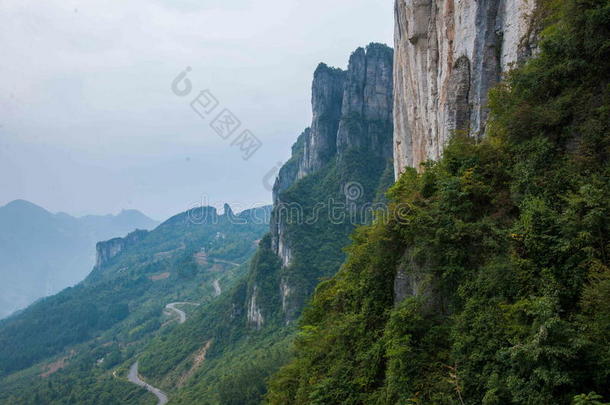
[393,0,539,175]
[270,43,394,269]
[248,43,394,326]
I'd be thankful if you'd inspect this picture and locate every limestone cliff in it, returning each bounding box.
[94,205,239,271]
[270,130,308,268]
[393,0,539,175]
[299,64,346,178]
[248,44,394,326]
[270,43,394,269]
[95,229,148,270]
[337,44,394,160]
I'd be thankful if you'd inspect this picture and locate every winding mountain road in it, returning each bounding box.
[126,301,199,402]
[128,361,168,405]
[165,302,200,324]
[122,259,239,402]
[211,258,242,267]
[123,264,233,401]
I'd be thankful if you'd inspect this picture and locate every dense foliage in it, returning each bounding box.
[0,350,152,405]
[267,0,610,403]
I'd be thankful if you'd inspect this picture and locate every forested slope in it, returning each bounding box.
[0,206,269,403]
[267,1,610,403]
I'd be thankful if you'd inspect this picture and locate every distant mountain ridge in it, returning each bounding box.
[0,200,159,319]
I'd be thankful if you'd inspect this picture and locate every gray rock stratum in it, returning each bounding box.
[95,229,149,270]
[270,43,394,269]
[246,44,394,327]
[393,0,539,175]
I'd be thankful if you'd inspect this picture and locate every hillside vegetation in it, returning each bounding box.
[267,1,610,403]
[0,206,269,403]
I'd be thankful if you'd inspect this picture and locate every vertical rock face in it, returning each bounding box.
[337,44,394,159]
[299,64,346,178]
[270,130,308,268]
[95,229,148,270]
[247,286,264,329]
[272,129,310,208]
[393,0,539,175]
[279,278,293,323]
[271,44,394,269]
[256,43,394,325]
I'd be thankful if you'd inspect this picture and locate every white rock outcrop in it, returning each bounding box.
[393,0,538,175]
[247,286,264,329]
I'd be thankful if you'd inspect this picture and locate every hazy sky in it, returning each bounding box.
[0,0,394,221]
